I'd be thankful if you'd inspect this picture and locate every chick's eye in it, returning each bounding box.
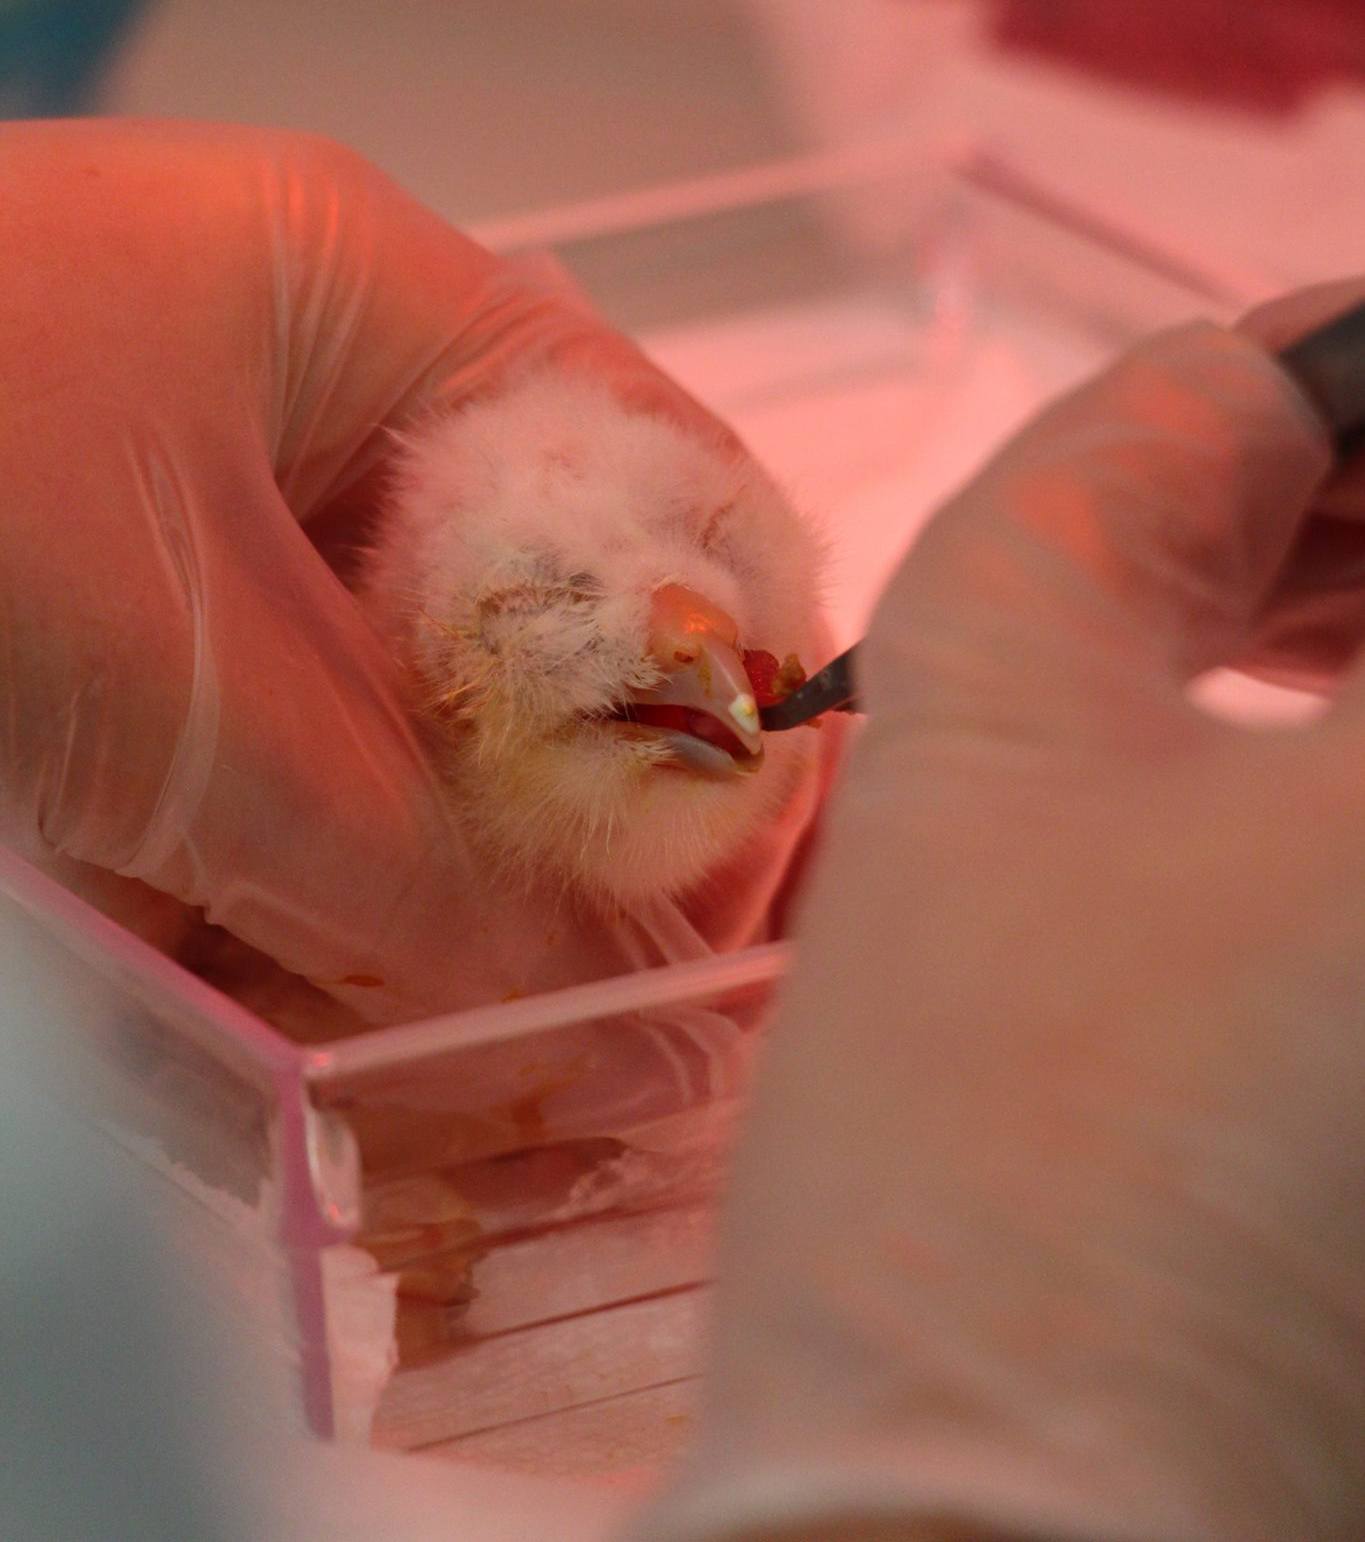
[697,502,734,551]
[565,571,598,592]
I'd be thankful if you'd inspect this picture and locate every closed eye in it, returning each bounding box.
[697,501,735,551]
[478,578,599,620]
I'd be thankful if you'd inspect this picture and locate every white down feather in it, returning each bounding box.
[360,368,825,901]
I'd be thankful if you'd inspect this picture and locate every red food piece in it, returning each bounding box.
[743,648,807,707]
[743,649,782,705]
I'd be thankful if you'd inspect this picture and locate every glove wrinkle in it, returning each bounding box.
[117,435,220,883]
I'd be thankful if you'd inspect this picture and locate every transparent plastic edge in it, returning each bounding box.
[303,941,793,1083]
[0,844,303,1080]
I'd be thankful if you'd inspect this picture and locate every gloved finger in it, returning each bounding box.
[1240,277,1365,536]
[863,320,1331,735]
[6,120,733,552]
[1232,514,1365,690]
[253,134,738,542]
[1239,274,1365,363]
[1228,280,1365,691]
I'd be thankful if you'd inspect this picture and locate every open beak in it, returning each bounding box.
[617,584,764,779]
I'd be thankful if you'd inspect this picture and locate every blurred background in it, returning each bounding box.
[3,0,1365,288]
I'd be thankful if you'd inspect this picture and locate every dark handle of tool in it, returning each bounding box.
[759,298,1365,734]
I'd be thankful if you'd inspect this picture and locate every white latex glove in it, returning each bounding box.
[630,286,1365,1541]
[0,120,833,1025]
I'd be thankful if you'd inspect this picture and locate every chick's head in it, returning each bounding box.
[363,370,823,901]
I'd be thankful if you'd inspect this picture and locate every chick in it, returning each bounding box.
[360,368,824,904]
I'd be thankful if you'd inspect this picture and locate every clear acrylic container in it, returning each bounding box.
[1,141,1242,1476]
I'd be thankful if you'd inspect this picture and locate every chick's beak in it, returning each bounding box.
[622,584,764,777]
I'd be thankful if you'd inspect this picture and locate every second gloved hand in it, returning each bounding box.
[632,290,1365,1541]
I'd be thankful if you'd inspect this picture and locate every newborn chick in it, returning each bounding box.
[360,369,823,903]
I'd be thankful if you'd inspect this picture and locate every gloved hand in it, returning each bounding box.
[631,285,1365,1541]
[0,120,827,1025]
